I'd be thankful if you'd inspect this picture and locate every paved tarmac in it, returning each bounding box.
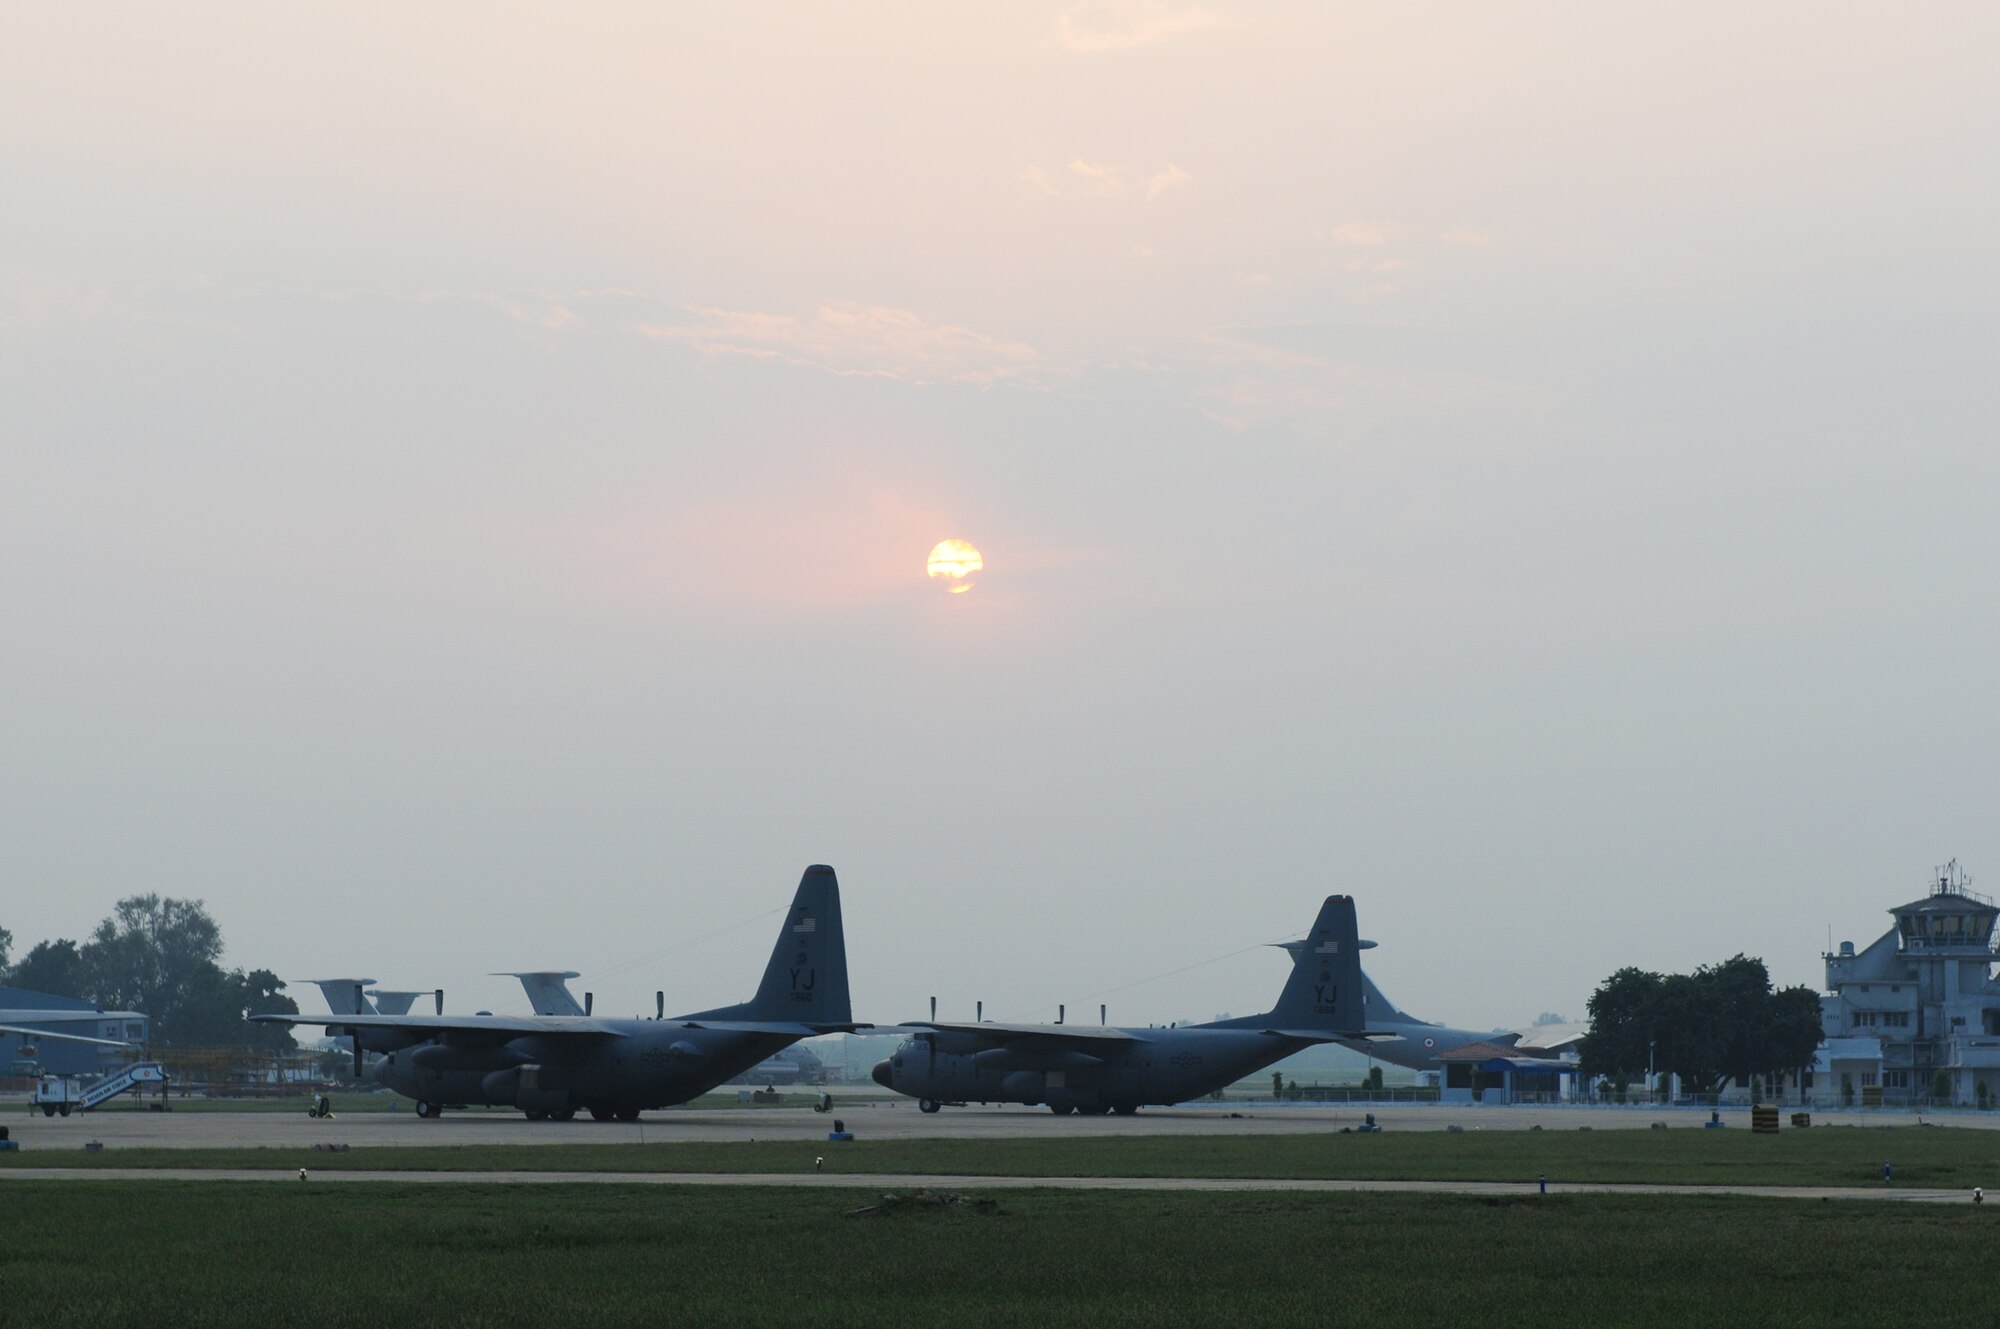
[0,1166,1979,1204]
[1,1098,1978,1151]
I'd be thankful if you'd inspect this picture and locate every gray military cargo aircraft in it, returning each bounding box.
[1332,968,1522,1072]
[873,894,1381,1114]
[255,865,858,1121]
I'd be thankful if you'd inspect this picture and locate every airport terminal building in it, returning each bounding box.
[1816,861,2000,1107]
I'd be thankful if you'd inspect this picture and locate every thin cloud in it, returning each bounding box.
[1193,324,1554,434]
[0,268,146,342]
[1055,1,1226,52]
[1325,221,1393,247]
[1018,164,1061,197]
[1146,162,1192,200]
[1069,158,1128,197]
[637,303,1044,387]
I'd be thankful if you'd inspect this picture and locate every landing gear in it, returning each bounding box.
[615,1106,641,1122]
[524,1109,549,1122]
[1081,1104,1110,1116]
[1113,1104,1140,1116]
[552,1107,577,1122]
[919,1099,941,1114]
[1048,1103,1073,1115]
[415,1101,441,1119]
[589,1105,616,1122]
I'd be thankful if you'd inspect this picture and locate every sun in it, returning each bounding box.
[926,538,983,594]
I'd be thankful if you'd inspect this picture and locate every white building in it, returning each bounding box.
[1820,860,2000,1108]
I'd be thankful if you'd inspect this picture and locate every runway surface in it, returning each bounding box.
[1,1098,1976,1151]
[0,1165,1978,1203]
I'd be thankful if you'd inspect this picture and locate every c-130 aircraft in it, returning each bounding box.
[874,894,1509,1113]
[254,865,859,1121]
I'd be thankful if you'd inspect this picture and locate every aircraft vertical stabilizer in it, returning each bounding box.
[684,864,851,1027]
[1263,895,1367,1034]
[306,978,378,1016]
[495,971,585,1017]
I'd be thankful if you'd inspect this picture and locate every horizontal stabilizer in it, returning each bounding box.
[677,1020,864,1037]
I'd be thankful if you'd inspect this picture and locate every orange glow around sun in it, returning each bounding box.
[926,538,983,593]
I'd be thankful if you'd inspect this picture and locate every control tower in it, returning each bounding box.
[1823,860,2000,1106]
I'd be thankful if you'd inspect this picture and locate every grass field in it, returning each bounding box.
[2,1180,1994,1327]
[8,1125,2000,1188]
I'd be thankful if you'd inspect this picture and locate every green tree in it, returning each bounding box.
[1767,984,1825,1077]
[79,895,225,1045]
[239,969,299,1051]
[1579,966,1661,1087]
[1651,971,1725,1093]
[8,939,85,998]
[0,924,11,975]
[1580,954,1824,1097]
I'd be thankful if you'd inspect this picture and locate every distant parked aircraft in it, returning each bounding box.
[1295,953,1517,1073]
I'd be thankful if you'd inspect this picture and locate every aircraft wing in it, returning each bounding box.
[898,1021,1148,1044]
[678,1020,871,1036]
[0,1021,136,1049]
[249,1012,630,1039]
[1257,1027,1401,1044]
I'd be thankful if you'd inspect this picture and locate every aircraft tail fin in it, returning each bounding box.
[365,990,423,1016]
[1263,896,1368,1034]
[306,978,378,1016]
[495,971,585,1017]
[686,865,852,1027]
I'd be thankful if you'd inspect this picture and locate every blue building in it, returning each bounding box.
[0,986,149,1076]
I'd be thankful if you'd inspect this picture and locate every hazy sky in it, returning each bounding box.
[4,2,1996,1032]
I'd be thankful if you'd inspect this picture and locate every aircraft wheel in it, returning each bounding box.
[1113,1104,1139,1116]
[41,1104,54,1118]
[1048,1104,1070,1115]
[524,1109,549,1122]
[416,1101,437,1119]
[1083,1104,1110,1116]
[553,1107,577,1122]
[58,1104,71,1118]
[918,1099,941,1114]
[615,1106,641,1123]
[589,1106,615,1122]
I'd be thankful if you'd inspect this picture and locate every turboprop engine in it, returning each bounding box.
[408,1042,531,1073]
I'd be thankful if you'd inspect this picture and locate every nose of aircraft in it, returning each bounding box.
[871,1059,893,1089]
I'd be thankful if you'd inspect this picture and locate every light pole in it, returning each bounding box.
[1648,1039,1657,1104]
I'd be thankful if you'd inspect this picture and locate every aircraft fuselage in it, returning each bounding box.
[1329,1022,1514,1072]
[361,1021,797,1116]
[875,1027,1310,1112]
